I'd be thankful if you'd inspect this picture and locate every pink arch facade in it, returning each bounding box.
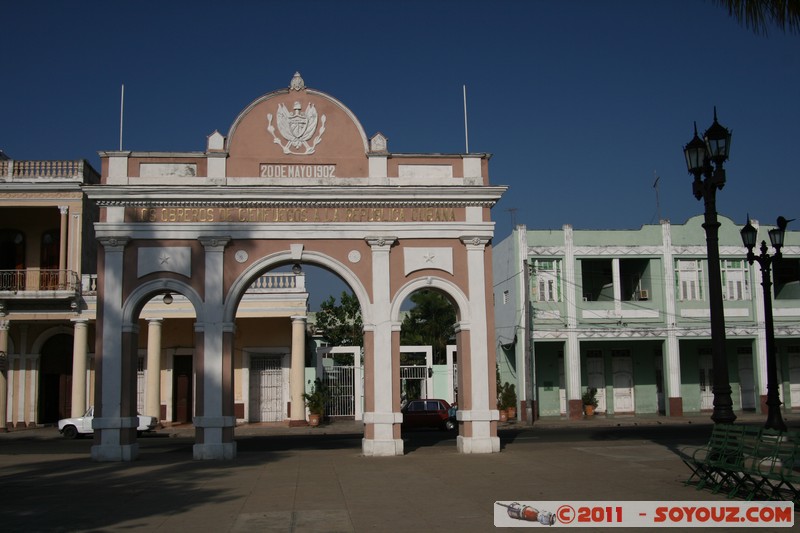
[86,74,506,460]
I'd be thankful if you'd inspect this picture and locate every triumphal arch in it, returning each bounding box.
[86,73,506,460]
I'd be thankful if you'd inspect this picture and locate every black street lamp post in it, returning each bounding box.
[740,217,791,431]
[683,108,736,424]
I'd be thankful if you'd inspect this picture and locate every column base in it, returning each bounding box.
[457,435,501,453]
[568,399,583,420]
[91,443,139,462]
[288,419,308,427]
[193,442,237,460]
[668,397,684,417]
[362,437,404,456]
[193,416,236,460]
[455,410,501,454]
[362,411,403,456]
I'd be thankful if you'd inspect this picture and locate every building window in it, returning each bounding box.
[677,259,703,301]
[721,260,749,301]
[774,258,800,300]
[532,259,562,302]
[620,258,652,301]
[580,259,613,302]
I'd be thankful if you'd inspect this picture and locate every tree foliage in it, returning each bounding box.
[314,291,363,347]
[400,290,457,364]
[714,0,800,35]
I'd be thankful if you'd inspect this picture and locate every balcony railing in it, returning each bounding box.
[77,272,304,296]
[0,159,100,183]
[249,272,305,292]
[0,269,80,295]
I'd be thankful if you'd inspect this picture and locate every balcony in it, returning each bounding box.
[0,269,80,299]
[0,159,100,184]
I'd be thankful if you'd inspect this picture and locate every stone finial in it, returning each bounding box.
[370,133,388,153]
[290,72,305,91]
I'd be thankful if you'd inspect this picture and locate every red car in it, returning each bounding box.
[401,399,456,431]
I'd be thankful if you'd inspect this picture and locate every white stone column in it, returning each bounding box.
[290,315,307,425]
[92,236,138,462]
[193,236,235,460]
[70,319,89,417]
[58,206,68,272]
[562,225,582,418]
[457,236,500,454]
[0,320,9,432]
[661,221,683,415]
[145,318,163,420]
[362,236,403,456]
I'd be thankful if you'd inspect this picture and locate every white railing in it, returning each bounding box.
[81,274,98,293]
[0,159,99,182]
[248,273,305,292]
[78,273,301,295]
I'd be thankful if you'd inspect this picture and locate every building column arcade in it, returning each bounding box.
[70,318,89,417]
[290,315,307,426]
[362,237,403,456]
[145,318,162,421]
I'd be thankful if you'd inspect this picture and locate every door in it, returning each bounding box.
[699,351,714,411]
[586,351,606,413]
[738,350,756,411]
[789,351,800,409]
[38,333,73,423]
[612,351,634,413]
[558,352,566,415]
[249,356,283,422]
[173,355,193,423]
[655,354,665,414]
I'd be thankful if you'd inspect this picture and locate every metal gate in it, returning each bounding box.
[249,356,283,422]
[137,357,145,414]
[400,365,428,403]
[322,365,355,417]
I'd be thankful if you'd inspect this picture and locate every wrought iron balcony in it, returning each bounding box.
[0,269,80,298]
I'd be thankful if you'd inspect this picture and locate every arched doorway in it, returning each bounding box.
[38,333,73,423]
[86,73,505,461]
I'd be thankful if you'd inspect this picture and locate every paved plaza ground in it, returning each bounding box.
[0,412,797,532]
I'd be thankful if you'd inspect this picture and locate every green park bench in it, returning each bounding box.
[680,424,799,507]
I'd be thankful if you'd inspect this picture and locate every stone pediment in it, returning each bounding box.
[226,73,370,178]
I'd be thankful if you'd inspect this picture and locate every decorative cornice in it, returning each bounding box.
[92,198,498,209]
[83,185,506,209]
[530,325,789,340]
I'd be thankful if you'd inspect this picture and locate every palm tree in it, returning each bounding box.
[714,0,800,35]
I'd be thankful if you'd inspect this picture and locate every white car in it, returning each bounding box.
[58,407,158,439]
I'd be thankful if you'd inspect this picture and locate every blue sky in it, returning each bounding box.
[2,1,798,308]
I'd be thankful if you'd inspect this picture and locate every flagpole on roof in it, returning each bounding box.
[119,84,125,151]
[463,84,469,154]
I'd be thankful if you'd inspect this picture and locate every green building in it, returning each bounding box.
[493,215,800,421]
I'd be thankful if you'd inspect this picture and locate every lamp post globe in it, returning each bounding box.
[683,109,736,425]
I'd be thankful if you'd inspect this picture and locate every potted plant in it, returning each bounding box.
[501,382,517,420]
[582,387,598,417]
[303,378,330,427]
[496,366,508,421]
